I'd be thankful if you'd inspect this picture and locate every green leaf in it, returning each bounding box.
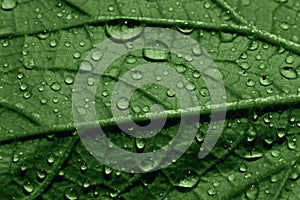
[0,0,299,199]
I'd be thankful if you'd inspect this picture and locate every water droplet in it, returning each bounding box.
[131,69,143,80]
[176,64,187,73]
[37,32,50,40]
[185,82,196,91]
[125,55,137,64]
[207,188,216,196]
[285,55,294,64]
[271,149,281,157]
[192,45,203,56]
[20,82,29,91]
[80,60,93,72]
[245,185,259,200]
[228,174,236,181]
[259,75,272,86]
[105,20,142,42]
[1,0,16,11]
[2,40,9,47]
[80,162,88,172]
[23,182,34,194]
[174,170,199,190]
[50,82,61,91]
[192,70,201,79]
[47,154,55,165]
[280,66,298,79]
[166,89,175,97]
[143,40,170,61]
[270,174,278,183]
[37,169,46,181]
[73,51,81,59]
[64,76,74,85]
[116,97,130,110]
[50,40,57,47]
[135,138,146,150]
[280,22,289,30]
[64,187,79,200]
[12,154,19,163]
[238,164,247,173]
[91,49,103,61]
[246,79,255,87]
[177,26,194,34]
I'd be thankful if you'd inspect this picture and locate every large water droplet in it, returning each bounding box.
[280,66,298,79]
[143,40,170,61]
[105,20,142,42]
[116,97,130,110]
[1,0,16,11]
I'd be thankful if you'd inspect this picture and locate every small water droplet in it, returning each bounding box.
[64,76,74,85]
[166,89,175,97]
[259,75,272,86]
[50,82,61,91]
[176,64,187,73]
[174,170,199,190]
[125,55,137,64]
[135,138,146,150]
[64,187,79,200]
[280,22,289,30]
[91,49,103,61]
[50,40,57,47]
[131,69,143,80]
[23,182,34,194]
[47,154,55,165]
[245,185,259,200]
[37,32,50,40]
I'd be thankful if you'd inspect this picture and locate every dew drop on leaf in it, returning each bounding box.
[37,32,50,40]
[49,40,57,47]
[177,26,194,35]
[259,75,272,86]
[64,187,79,200]
[280,22,289,30]
[166,89,175,97]
[37,169,46,181]
[116,97,130,110]
[80,60,93,72]
[174,170,199,190]
[245,185,259,200]
[105,20,142,42]
[91,49,103,61]
[80,162,88,173]
[1,0,16,11]
[50,82,61,91]
[47,153,55,165]
[280,66,298,79]
[135,138,146,150]
[64,76,74,85]
[143,40,170,61]
[23,182,34,194]
[125,55,137,64]
[176,64,187,73]
[131,69,143,80]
